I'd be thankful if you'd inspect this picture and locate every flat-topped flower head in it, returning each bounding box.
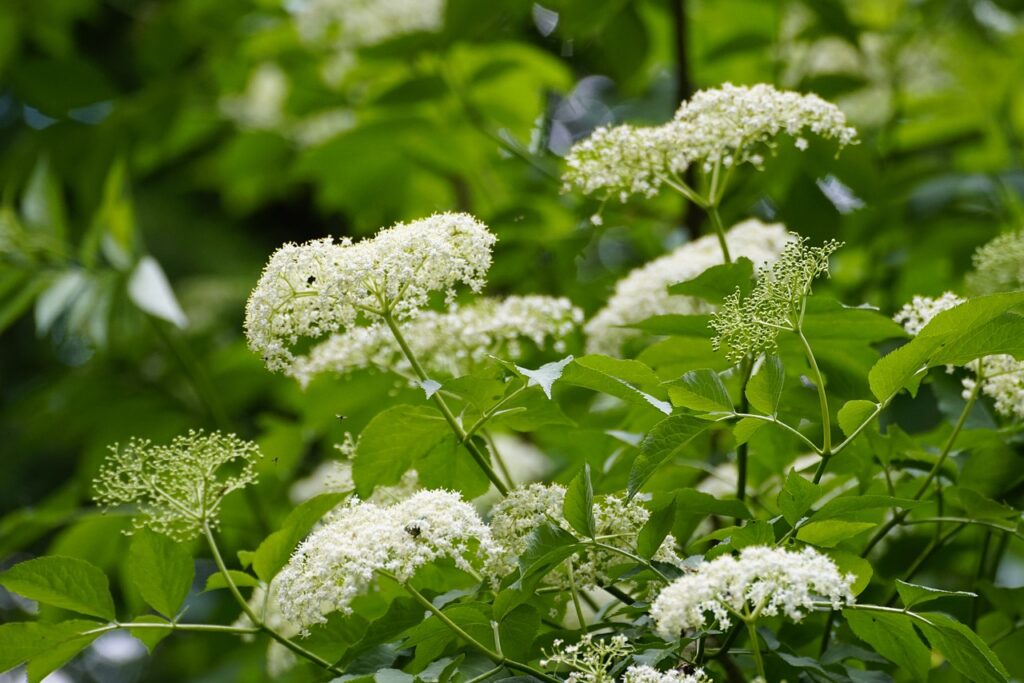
[487,484,683,589]
[541,633,632,683]
[967,231,1024,295]
[710,234,842,362]
[92,430,261,541]
[586,219,792,355]
[562,83,856,202]
[245,212,496,373]
[650,546,854,637]
[274,489,497,630]
[895,292,1024,419]
[289,295,583,386]
[623,665,711,683]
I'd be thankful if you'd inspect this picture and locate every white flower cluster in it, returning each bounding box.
[219,63,289,131]
[650,546,854,637]
[487,484,683,589]
[540,633,632,683]
[895,292,1024,419]
[92,431,261,541]
[967,230,1024,295]
[274,489,497,630]
[563,83,856,202]
[288,295,582,386]
[291,0,445,49]
[622,665,711,683]
[585,220,792,355]
[245,212,496,373]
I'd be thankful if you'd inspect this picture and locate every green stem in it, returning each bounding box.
[588,540,672,583]
[382,312,508,495]
[707,205,732,263]
[82,622,260,637]
[730,413,821,453]
[796,329,831,481]
[568,563,588,633]
[745,620,767,680]
[396,578,561,683]
[203,524,343,675]
[736,357,754,504]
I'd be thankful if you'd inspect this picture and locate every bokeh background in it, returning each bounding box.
[3,0,1024,680]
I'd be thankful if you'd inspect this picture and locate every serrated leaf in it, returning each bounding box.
[667,368,733,413]
[0,556,116,620]
[353,405,448,497]
[563,463,595,537]
[628,415,712,498]
[127,531,194,618]
[918,611,1009,683]
[837,399,878,437]
[844,609,930,682]
[732,417,764,445]
[239,492,346,582]
[636,498,676,559]
[746,355,784,415]
[560,355,671,415]
[0,620,102,673]
[667,258,755,303]
[777,471,822,526]
[516,355,572,399]
[895,580,976,609]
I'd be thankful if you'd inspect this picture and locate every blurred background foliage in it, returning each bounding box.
[3,0,1024,680]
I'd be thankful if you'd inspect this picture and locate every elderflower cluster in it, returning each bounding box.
[894,292,1024,419]
[289,295,582,386]
[710,235,842,362]
[274,490,498,630]
[966,231,1024,295]
[244,212,495,373]
[291,0,445,49]
[622,665,711,683]
[650,546,854,637]
[540,633,632,683]
[487,484,683,589]
[563,83,856,202]
[92,431,260,541]
[586,219,792,355]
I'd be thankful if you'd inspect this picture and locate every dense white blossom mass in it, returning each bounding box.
[274,489,497,630]
[563,83,856,202]
[895,292,1024,419]
[585,220,792,355]
[245,212,495,373]
[622,665,711,683]
[289,295,582,386]
[92,431,261,541]
[650,546,854,637]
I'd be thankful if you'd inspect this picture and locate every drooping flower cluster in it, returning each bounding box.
[563,83,856,202]
[540,633,632,683]
[487,484,683,589]
[650,546,854,637]
[894,292,1024,419]
[710,235,842,362]
[244,212,496,373]
[966,230,1024,295]
[288,295,582,386]
[92,431,261,541]
[622,665,711,683]
[585,219,792,355]
[274,490,498,630]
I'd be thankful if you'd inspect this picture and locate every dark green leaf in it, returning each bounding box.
[918,611,1009,683]
[126,531,194,618]
[563,463,595,537]
[777,471,822,526]
[667,258,754,303]
[667,368,733,413]
[353,405,448,497]
[636,498,677,559]
[895,580,976,609]
[629,415,713,498]
[0,556,116,620]
[844,609,930,682]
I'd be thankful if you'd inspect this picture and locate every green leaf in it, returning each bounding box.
[745,355,784,415]
[129,615,173,652]
[918,611,1009,683]
[797,520,877,547]
[126,531,194,618]
[517,356,573,399]
[895,580,976,609]
[950,487,1020,523]
[0,555,116,620]
[732,417,764,445]
[498,604,540,661]
[666,368,733,413]
[844,609,930,682]
[239,492,346,582]
[777,471,822,526]
[837,399,877,437]
[203,570,260,592]
[625,314,712,337]
[560,355,671,415]
[563,463,596,538]
[629,415,713,498]
[417,435,492,499]
[26,630,101,683]
[869,293,1024,401]
[667,258,755,303]
[636,498,677,559]
[0,620,102,674]
[353,405,448,497]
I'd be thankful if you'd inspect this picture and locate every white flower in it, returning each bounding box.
[894,292,1024,420]
[622,665,711,683]
[92,431,261,541]
[487,484,683,589]
[288,295,582,386]
[540,633,632,683]
[967,230,1024,295]
[650,546,854,637]
[245,212,496,373]
[274,489,498,630]
[585,219,792,356]
[563,83,856,201]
